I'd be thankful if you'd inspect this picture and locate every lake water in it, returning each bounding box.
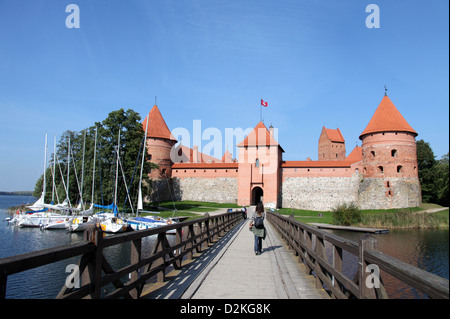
[323,228,449,298]
[0,195,164,299]
[1,195,448,299]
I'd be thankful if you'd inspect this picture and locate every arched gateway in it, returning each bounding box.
[252,187,263,205]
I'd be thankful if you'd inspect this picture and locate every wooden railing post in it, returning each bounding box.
[0,271,6,299]
[359,233,377,299]
[332,245,343,297]
[314,236,326,289]
[93,226,104,299]
[130,237,141,298]
[80,226,103,298]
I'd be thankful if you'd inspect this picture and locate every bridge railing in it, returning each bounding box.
[267,211,449,299]
[0,211,244,299]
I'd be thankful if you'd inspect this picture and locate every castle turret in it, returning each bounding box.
[318,127,346,160]
[358,95,421,208]
[237,122,284,208]
[142,104,177,179]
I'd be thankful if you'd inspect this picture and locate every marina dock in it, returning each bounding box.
[310,223,390,234]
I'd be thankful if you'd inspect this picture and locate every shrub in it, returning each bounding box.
[332,203,362,226]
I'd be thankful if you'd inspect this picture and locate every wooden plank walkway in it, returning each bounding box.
[142,217,329,299]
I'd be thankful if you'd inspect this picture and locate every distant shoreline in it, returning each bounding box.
[0,191,33,196]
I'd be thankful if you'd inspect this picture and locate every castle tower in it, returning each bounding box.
[237,122,284,208]
[142,104,177,180]
[318,127,346,160]
[358,95,421,208]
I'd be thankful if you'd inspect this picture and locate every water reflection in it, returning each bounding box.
[322,229,449,299]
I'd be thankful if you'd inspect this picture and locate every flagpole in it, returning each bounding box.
[260,103,262,122]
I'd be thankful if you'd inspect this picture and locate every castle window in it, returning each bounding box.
[391,149,397,157]
[336,154,338,158]
[386,181,390,187]
[162,169,167,175]
[378,166,384,173]
[148,154,152,161]
[397,165,403,173]
[255,158,260,168]
[371,151,375,157]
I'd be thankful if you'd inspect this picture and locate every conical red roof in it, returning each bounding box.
[142,105,177,141]
[237,122,281,148]
[359,96,417,139]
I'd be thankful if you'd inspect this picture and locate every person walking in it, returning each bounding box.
[249,202,266,255]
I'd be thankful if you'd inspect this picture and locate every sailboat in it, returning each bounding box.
[19,133,72,228]
[99,129,129,234]
[41,135,82,229]
[68,128,103,232]
[125,114,176,233]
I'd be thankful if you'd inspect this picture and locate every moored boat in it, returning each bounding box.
[44,217,72,230]
[99,214,128,233]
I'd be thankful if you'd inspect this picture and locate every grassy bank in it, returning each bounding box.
[277,203,449,229]
[357,206,449,229]
[141,200,241,220]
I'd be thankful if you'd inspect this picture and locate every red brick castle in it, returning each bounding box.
[142,95,421,210]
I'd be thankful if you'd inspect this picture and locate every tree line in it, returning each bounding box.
[32,109,157,213]
[416,140,449,207]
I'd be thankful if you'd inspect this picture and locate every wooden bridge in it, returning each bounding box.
[0,210,448,299]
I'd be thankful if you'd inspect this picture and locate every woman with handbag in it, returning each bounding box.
[249,202,266,255]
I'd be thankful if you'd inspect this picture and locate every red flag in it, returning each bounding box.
[261,99,268,107]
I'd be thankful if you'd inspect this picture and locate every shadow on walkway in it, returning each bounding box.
[141,219,247,299]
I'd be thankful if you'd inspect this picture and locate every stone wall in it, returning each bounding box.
[357,177,421,209]
[147,179,175,203]
[172,177,238,204]
[281,173,363,211]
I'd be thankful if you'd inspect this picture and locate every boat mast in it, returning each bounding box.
[114,128,121,216]
[52,134,56,203]
[67,136,70,203]
[42,132,48,203]
[91,127,97,206]
[80,130,86,210]
[137,113,150,217]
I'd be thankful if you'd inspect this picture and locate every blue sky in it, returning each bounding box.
[0,0,448,191]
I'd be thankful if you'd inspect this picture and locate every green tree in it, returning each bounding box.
[416,140,437,203]
[435,153,449,207]
[33,108,156,213]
